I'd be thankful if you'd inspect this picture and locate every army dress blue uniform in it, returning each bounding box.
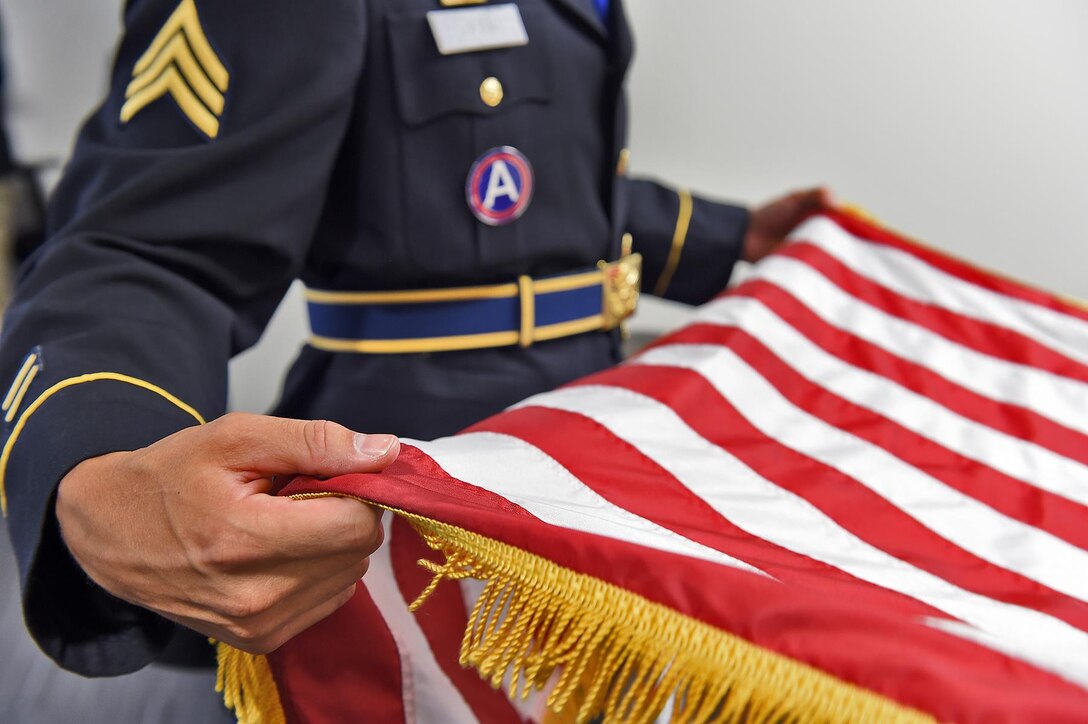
[0,0,749,676]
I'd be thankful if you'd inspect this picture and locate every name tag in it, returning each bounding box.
[427,4,529,56]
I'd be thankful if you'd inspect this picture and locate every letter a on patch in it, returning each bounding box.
[120,0,229,139]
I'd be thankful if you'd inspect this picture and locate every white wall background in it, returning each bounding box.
[626,0,1088,298]
[3,0,1087,413]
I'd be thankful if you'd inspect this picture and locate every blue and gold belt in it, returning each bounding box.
[306,255,641,354]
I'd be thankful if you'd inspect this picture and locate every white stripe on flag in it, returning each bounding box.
[632,344,1088,605]
[692,295,1088,508]
[748,255,1088,439]
[365,513,478,724]
[791,216,1088,369]
[409,433,768,578]
[512,383,1088,690]
[925,616,1088,690]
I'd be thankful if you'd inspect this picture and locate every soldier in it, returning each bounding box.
[1,0,827,676]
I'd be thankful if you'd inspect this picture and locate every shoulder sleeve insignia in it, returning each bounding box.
[119,0,229,139]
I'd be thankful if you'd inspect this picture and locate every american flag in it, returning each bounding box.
[224,210,1088,723]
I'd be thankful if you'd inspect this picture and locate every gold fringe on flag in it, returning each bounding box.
[217,503,934,723]
[216,639,285,724]
[403,510,931,724]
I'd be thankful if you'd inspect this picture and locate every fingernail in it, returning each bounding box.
[354,433,397,458]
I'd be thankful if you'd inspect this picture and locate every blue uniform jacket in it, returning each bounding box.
[0,0,748,675]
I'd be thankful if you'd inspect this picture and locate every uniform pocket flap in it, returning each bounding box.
[387,8,552,126]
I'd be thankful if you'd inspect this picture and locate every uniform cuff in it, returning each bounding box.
[664,194,749,306]
[3,375,203,675]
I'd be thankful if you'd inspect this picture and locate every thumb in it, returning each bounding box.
[796,186,834,211]
[208,413,401,478]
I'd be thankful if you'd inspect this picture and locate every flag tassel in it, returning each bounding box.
[215,639,286,724]
[216,504,931,723]
[404,512,931,724]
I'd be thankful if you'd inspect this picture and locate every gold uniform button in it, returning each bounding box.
[480,77,504,108]
[616,148,631,176]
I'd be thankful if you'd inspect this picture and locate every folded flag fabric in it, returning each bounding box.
[218,209,1088,723]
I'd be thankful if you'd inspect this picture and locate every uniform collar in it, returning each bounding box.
[547,0,608,40]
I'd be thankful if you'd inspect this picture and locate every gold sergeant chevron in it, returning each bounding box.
[120,0,229,138]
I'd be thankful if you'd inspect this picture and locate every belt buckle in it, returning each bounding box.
[598,253,642,331]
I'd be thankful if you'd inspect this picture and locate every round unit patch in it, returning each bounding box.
[466,146,534,226]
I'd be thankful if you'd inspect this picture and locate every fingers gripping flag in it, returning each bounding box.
[218,210,1088,723]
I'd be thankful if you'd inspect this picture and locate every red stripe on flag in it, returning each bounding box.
[780,241,1088,384]
[269,587,406,724]
[820,210,1088,324]
[472,405,946,623]
[573,361,1088,634]
[660,319,1088,554]
[719,278,1088,470]
[283,452,950,650]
